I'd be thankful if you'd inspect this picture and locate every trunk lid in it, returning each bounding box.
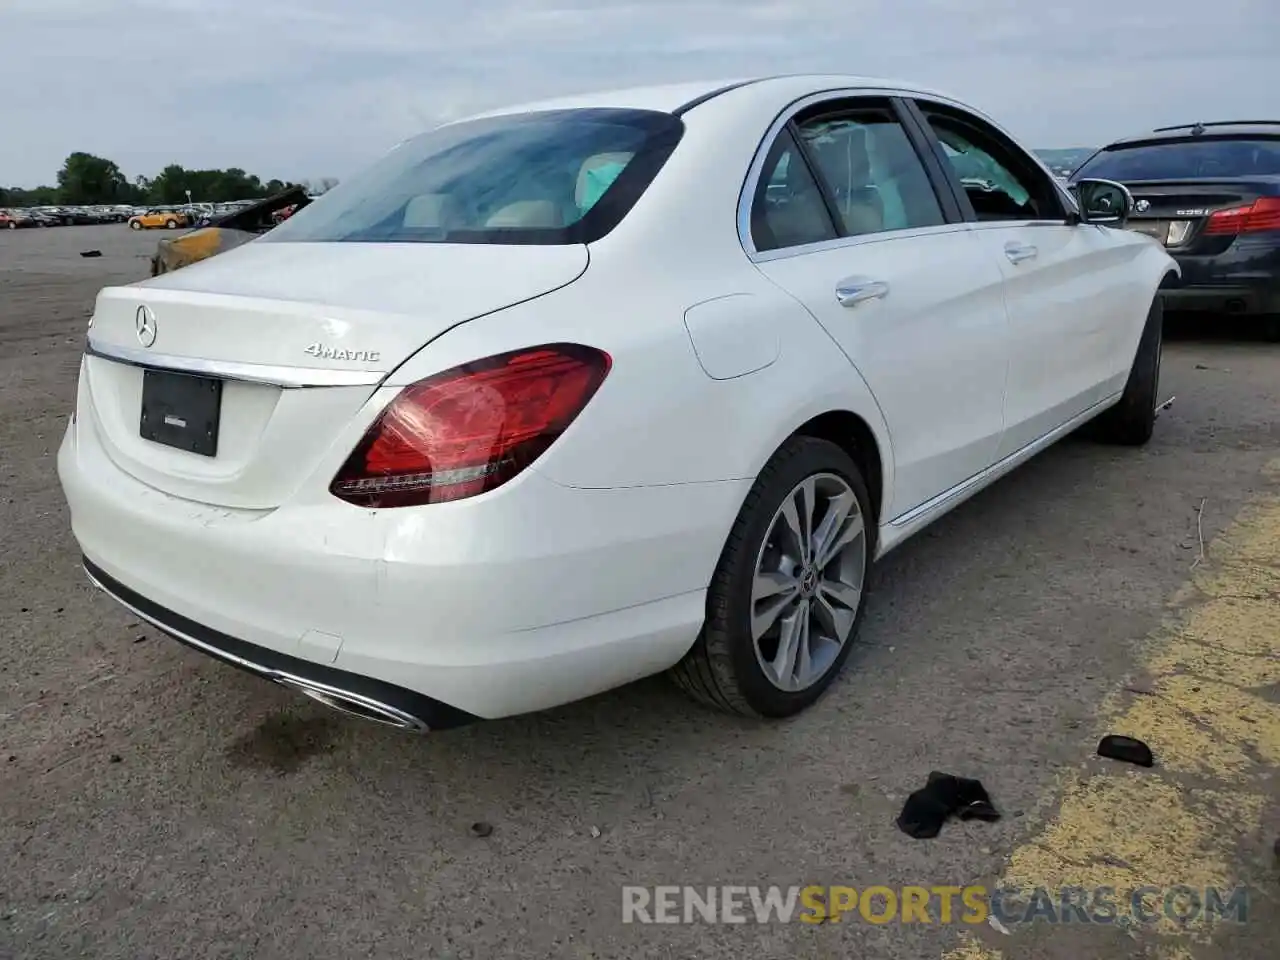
[1122,178,1278,253]
[81,241,588,509]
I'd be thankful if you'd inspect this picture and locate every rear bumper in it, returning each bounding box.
[58,411,746,722]
[83,558,475,730]
[1159,281,1280,315]
[1161,237,1280,315]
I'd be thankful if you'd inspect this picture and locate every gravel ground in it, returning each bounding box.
[1,224,1278,960]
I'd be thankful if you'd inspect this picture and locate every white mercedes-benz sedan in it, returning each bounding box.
[58,75,1178,731]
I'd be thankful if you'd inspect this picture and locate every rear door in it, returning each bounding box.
[744,94,1011,520]
[905,98,1145,458]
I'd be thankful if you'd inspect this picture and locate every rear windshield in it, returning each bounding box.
[264,107,684,246]
[1075,137,1280,180]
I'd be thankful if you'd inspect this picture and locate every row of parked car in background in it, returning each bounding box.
[0,199,269,231]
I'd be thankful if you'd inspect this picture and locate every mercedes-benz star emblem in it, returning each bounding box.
[1135,199,1151,213]
[135,305,157,348]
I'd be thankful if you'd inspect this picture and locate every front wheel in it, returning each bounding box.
[670,436,873,718]
[129,220,142,230]
[1087,296,1162,446]
[165,219,178,229]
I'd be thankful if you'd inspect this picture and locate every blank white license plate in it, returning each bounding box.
[1128,220,1169,243]
[1129,220,1192,246]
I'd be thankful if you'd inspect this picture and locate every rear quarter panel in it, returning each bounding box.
[383,258,895,503]
[372,84,910,505]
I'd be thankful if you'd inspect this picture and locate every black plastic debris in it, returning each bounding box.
[896,772,1001,839]
[1097,734,1154,767]
[79,250,102,258]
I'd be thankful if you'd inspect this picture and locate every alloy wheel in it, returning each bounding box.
[750,472,867,692]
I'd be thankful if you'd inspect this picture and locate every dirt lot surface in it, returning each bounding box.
[2,224,1278,960]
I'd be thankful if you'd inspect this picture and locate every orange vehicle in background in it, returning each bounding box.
[128,208,190,230]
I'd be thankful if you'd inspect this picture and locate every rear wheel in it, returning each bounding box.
[129,220,142,230]
[165,219,178,229]
[670,436,873,718]
[1088,296,1162,446]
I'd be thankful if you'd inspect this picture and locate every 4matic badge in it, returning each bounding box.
[303,342,381,363]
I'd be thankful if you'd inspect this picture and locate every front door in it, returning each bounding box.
[907,99,1140,457]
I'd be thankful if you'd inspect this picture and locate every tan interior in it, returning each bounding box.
[402,193,464,229]
[484,200,564,228]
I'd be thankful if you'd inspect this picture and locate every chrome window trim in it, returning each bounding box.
[750,222,971,263]
[737,86,983,261]
[966,219,1076,231]
[84,335,386,389]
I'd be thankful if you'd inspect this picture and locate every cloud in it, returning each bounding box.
[0,0,1276,186]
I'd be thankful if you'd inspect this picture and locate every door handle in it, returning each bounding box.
[835,277,890,307]
[1004,242,1038,264]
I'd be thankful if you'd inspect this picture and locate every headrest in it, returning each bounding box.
[403,193,463,229]
[575,152,633,210]
[484,200,563,228]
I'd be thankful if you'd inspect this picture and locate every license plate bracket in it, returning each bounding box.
[139,369,222,457]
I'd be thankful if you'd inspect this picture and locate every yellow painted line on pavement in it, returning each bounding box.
[945,460,1280,959]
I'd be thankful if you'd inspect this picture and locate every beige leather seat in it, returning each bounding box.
[402,193,464,230]
[484,200,564,228]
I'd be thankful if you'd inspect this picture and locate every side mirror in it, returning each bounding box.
[1071,178,1134,226]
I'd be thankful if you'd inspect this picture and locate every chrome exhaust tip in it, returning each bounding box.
[273,674,430,732]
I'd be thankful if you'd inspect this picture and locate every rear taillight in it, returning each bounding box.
[1204,197,1280,235]
[330,343,610,508]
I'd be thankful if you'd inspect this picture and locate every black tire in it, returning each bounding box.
[129,220,142,230]
[1087,296,1163,446]
[669,436,875,718]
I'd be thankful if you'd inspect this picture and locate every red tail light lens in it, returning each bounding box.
[331,344,610,507]
[1204,197,1280,235]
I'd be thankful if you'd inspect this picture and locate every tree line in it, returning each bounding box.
[0,152,335,208]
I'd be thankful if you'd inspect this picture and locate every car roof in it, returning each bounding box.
[462,73,960,121]
[1105,120,1280,147]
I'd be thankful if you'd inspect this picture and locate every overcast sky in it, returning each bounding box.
[1,0,1276,187]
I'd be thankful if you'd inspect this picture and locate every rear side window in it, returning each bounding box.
[1076,138,1280,180]
[265,108,684,245]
